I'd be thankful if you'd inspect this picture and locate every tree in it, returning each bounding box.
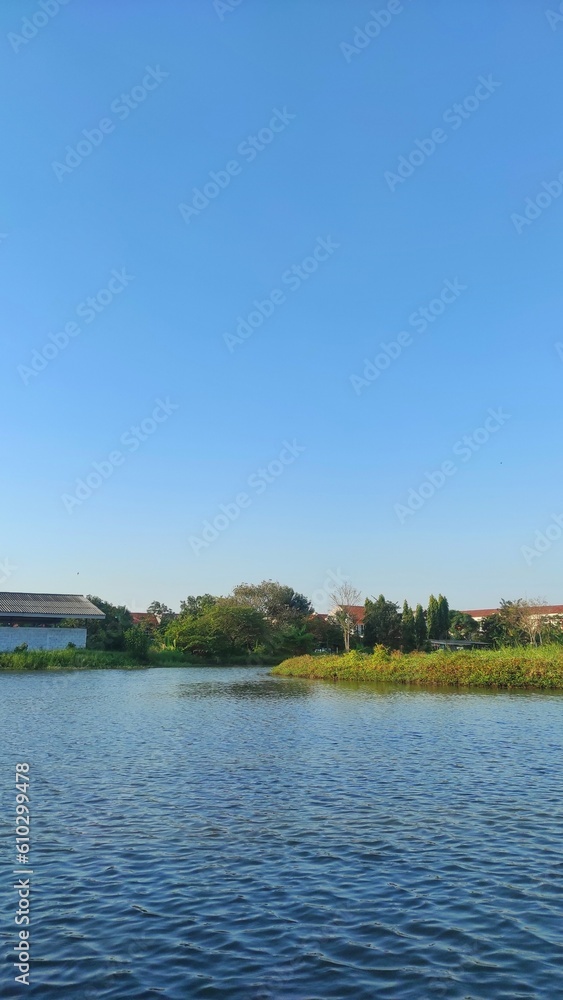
[480,613,507,648]
[179,594,217,617]
[308,614,342,652]
[363,595,402,650]
[147,601,174,623]
[498,598,548,646]
[449,612,478,640]
[414,604,427,649]
[427,595,440,639]
[328,581,362,653]
[170,600,268,658]
[437,595,450,638]
[71,597,133,651]
[124,626,151,662]
[231,581,313,625]
[401,601,417,653]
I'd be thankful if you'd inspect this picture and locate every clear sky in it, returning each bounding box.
[1,0,562,613]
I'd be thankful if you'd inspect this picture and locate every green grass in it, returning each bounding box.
[0,648,284,671]
[271,645,563,690]
[0,649,140,671]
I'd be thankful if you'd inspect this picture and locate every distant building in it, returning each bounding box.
[429,639,490,651]
[328,605,365,638]
[463,605,563,622]
[0,593,105,652]
[130,612,158,627]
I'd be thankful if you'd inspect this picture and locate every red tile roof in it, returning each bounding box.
[130,612,158,625]
[328,604,364,623]
[463,605,563,618]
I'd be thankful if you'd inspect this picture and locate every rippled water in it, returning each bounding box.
[1,667,563,998]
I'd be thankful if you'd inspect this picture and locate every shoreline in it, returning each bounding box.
[271,646,563,690]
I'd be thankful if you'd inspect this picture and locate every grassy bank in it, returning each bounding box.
[0,648,284,671]
[272,645,563,690]
[0,649,141,671]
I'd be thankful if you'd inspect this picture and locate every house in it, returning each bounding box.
[130,612,159,627]
[328,605,365,638]
[463,605,563,622]
[0,593,105,652]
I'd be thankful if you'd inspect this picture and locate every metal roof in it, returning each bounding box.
[0,593,105,619]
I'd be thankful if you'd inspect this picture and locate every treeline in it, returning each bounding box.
[362,594,563,651]
[68,583,339,661]
[64,587,563,662]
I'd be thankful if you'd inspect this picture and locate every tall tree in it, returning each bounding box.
[414,604,427,649]
[363,595,402,650]
[401,601,417,653]
[437,594,450,638]
[328,581,362,652]
[426,595,440,639]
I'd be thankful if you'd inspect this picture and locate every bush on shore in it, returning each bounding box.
[0,647,285,671]
[271,645,563,689]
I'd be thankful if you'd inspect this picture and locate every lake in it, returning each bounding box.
[1,666,562,999]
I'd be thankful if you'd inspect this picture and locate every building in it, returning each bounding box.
[0,593,105,652]
[130,612,158,627]
[327,605,365,638]
[429,639,490,651]
[463,605,563,622]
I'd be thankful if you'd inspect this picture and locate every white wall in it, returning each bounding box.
[0,627,87,652]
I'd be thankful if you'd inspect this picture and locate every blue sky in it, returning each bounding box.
[1,0,562,613]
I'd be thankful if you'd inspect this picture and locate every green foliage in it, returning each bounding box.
[449,612,478,640]
[231,580,313,625]
[308,614,342,651]
[179,594,217,617]
[414,604,427,649]
[168,600,268,659]
[78,597,133,651]
[124,626,151,662]
[13,643,29,653]
[273,645,563,690]
[0,649,142,670]
[426,595,440,639]
[437,595,450,638]
[401,601,417,653]
[147,600,173,620]
[363,595,401,649]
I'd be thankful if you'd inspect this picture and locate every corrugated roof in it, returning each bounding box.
[0,593,105,619]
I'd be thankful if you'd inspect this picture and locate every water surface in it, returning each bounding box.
[1,667,562,998]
